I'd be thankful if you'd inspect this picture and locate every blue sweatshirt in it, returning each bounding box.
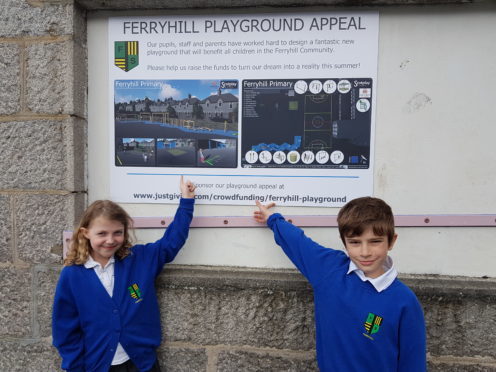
[267,213,426,372]
[52,198,194,372]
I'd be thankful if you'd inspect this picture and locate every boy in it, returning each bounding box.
[254,197,426,372]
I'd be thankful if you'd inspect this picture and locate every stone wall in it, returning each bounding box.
[0,1,495,371]
[155,267,496,372]
[0,0,86,370]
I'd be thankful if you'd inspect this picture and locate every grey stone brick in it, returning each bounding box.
[0,339,61,372]
[158,268,315,350]
[217,349,318,372]
[0,119,85,191]
[157,346,207,372]
[72,41,88,119]
[0,0,74,37]
[15,193,84,264]
[411,276,496,359]
[62,117,86,191]
[0,195,13,263]
[428,361,496,372]
[423,295,496,359]
[0,43,20,115]
[73,2,88,48]
[0,267,32,337]
[78,0,479,10]
[35,265,62,338]
[26,41,75,115]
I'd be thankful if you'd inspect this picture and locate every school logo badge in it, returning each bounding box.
[114,41,139,72]
[128,283,143,303]
[363,312,383,340]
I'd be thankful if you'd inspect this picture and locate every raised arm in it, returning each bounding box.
[254,201,347,286]
[142,176,196,273]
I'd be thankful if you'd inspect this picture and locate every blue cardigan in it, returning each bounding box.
[268,213,427,372]
[52,198,194,372]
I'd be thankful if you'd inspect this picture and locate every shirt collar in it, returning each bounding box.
[84,255,115,270]
[347,256,397,292]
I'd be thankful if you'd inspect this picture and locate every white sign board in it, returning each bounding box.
[108,12,379,206]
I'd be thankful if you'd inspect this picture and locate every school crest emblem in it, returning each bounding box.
[114,41,139,72]
[363,312,382,340]
[128,283,143,303]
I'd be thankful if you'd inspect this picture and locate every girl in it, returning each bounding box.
[53,176,196,372]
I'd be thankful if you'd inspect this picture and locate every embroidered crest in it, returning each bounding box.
[363,312,382,340]
[114,41,139,72]
[128,283,143,303]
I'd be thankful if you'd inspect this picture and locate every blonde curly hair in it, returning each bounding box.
[64,200,134,266]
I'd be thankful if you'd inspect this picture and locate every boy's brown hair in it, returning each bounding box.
[64,200,134,266]
[337,197,395,246]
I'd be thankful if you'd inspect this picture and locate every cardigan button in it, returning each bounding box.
[113,309,118,314]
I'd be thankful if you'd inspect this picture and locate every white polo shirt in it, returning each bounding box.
[346,256,398,292]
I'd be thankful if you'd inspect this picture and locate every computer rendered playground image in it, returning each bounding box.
[114,79,239,168]
[242,78,372,169]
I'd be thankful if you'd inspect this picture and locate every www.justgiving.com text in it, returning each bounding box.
[132,192,346,204]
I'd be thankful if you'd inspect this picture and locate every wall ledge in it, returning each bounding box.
[159,265,496,298]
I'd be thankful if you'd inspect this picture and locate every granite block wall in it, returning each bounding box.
[0,1,86,370]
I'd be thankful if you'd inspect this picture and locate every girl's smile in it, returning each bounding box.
[82,216,125,266]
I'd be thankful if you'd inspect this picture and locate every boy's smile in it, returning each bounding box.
[82,216,125,266]
[344,227,397,279]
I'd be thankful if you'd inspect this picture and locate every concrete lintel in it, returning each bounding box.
[76,0,490,11]
[401,274,496,299]
[160,265,312,291]
[160,265,496,298]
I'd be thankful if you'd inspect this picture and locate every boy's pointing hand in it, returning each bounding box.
[253,200,276,224]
